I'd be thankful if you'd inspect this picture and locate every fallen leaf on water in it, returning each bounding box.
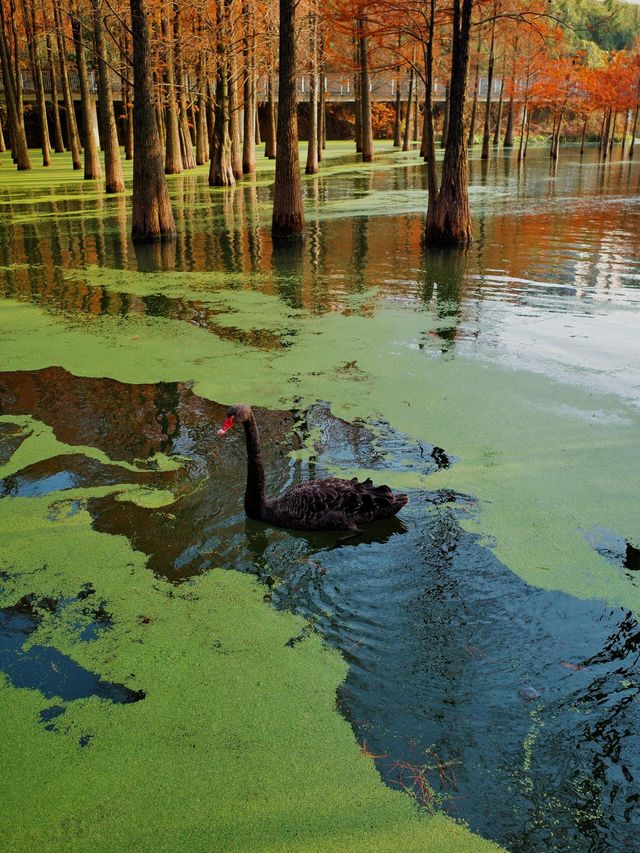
[560,660,584,671]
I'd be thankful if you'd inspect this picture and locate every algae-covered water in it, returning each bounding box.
[1,142,639,852]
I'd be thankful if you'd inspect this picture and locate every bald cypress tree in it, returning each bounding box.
[91,0,125,192]
[424,0,473,246]
[272,0,304,239]
[130,0,176,241]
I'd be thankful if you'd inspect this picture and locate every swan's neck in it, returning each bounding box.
[243,414,266,517]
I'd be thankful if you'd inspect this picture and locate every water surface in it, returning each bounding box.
[1,142,639,851]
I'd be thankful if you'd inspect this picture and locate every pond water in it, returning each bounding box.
[1,142,640,851]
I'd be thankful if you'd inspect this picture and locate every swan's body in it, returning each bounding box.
[218,404,409,534]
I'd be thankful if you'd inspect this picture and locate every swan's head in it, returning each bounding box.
[217,403,252,435]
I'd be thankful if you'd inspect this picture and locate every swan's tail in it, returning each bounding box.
[391,492,409,513]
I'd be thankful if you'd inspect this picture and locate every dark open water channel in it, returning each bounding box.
[1,144,640,851]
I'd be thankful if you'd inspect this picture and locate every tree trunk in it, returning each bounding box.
[503,36,517,147]
[72,10,102,179]
[413,79,420,143]
[242,0,256,174]
[91,0,124,191]
[209,67,235,185]
[517,99,527,161]
[121,34,133,160]
[610,111,618,153]
[174,4,196,169]
[630,96,639,159]
[580,114,588,156]
[318,71,326,156]
[22,0,52,166]
[161,5,183,174]
[551,107,564,160]
[402,62,414,151]
[155,86,165,153]
[0,120,5,152]
[393,75,402,146]
[272,0,304,239]
[318,29,326,155]
[440,84,449,148]
[196,45,209,165]
[9,0,26,154]
[46,35,65,153]
[423,0,437,222]
[354,41,362,153]
[481,8,496,161]
[209,0,235,187]
[229,54,243,179]
[503,99,514,147]
[0,2,30,168]
[425,0,473,246]
[130,0,176,241]
[305,10,318,174]
[621,108,630,154]
[493,62,505,145]
[54,0,82,168]
[599,109,609,157]
[467,29,481,146]
[265,70,277,158]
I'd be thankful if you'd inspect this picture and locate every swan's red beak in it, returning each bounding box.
[217,415,235,436]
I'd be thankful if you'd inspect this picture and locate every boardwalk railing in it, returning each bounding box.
[12,69,509,103]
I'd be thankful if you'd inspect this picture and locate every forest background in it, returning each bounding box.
[1,0,640,244]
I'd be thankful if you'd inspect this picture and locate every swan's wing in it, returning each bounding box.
[271,477,405,525]
[271,478,359,521]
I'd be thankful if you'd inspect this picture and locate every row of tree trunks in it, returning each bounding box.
[21,0,51,165]
[0,0,30,168]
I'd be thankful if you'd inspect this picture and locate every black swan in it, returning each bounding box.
[218,404,409,534]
